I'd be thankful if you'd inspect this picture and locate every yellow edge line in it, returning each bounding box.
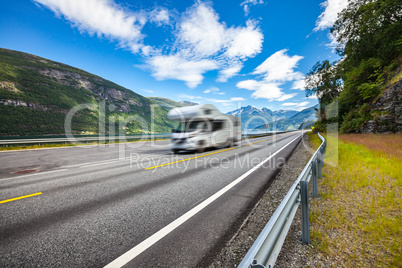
[247,139,267,145]
[0,192,42,204]
[146,139,267,170]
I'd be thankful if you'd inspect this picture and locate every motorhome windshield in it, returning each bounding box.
[175,121,205,133]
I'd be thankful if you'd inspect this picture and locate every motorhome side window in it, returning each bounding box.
[203,122,212,132]
[176,121,204,132]
[212,121,224,131]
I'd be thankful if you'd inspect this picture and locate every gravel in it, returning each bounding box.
[209,134,330,268]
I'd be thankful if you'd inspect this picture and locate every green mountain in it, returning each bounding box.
[0,48,184,136]
[147,97,197,111]
[288,104,319,122]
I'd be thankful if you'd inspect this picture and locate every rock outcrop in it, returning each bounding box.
[360,79,402,133]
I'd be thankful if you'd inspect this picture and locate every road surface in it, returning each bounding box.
[0,131,304,267]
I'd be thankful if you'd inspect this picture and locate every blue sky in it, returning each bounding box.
[0,0,347,112]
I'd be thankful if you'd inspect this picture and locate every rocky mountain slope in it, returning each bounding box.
[227,105,279,130]
[0,48,180,136]
[360,78,402,133]
[147,97,197,111]
[273,109,298,119]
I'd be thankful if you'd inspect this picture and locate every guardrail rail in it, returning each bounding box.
[238,132,326,268]
[0,134,172,146]
[0,130,300,147]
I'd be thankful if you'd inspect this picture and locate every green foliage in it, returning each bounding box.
[332,0,402,65]
[147,97,196,111]
[305,0,402,133]
[340,103,372,133]
[344,57,383,101]
[305,60,343,122]
[305,60,343,105]
[312,120,327,133]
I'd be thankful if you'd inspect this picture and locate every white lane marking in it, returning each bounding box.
[104,134,302,268]
[64,159,125,169]
[0,169,68,181]
[79,159,122,168]
[77,153,168,169]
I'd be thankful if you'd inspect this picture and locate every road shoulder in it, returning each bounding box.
[209,133,315,267]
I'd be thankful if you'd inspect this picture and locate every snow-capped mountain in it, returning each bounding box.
[227,105,278,130]
[226,104,319,131]
[273,109,298,119]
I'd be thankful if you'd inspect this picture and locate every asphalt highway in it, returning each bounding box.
[0,131,304,267]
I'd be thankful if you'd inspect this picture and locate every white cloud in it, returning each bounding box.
[36,1,263,88]
[326,31,340,50]
[35,0,146,53]
[149,8,170,26]
[282,101,311,111]
[236,80,292,101]
[236,79,260,91]
[147,55,218,88]
[283,101,310,107]
[248,83,285,100]
[142,89,154,94]
[203,87,224,95]
[217,64,243,82]
[177,3,226,57]
[221,103,234,107]
[291,79,306,90]
[206,97,246,104]
[145,2,263,88]
[237,49,303,101]
[241,0,264,16]
[224,20,263,60]
[179,94,202,100]
[253,49,303,82]
[314,0,349,32]
[276,93,298,101]
[204,87,218,94]
[305,94,318,99]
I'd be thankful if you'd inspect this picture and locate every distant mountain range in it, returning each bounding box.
[0,48,317,136]
[227,105,318,131]
[227,105,277,129]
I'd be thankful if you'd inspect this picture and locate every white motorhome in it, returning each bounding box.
[168,104,241,153]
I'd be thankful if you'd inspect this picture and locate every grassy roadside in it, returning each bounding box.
[307,132,401,267]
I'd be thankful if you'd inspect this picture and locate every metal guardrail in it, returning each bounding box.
[238,132,326,268]
[0,134,172,146]
[242,130,297,139]
[0,130,299,146]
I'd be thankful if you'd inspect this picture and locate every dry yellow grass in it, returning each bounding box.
[308,133,401,267]
[339,133,402,159]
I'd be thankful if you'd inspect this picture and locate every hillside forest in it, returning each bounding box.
[305,0,401,133]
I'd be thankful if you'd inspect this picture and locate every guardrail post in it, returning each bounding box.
[317,154,322,178]
[250,259,266,268]
[300,180,310,244]
[320,147,324,166]
[311,160,318,198]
